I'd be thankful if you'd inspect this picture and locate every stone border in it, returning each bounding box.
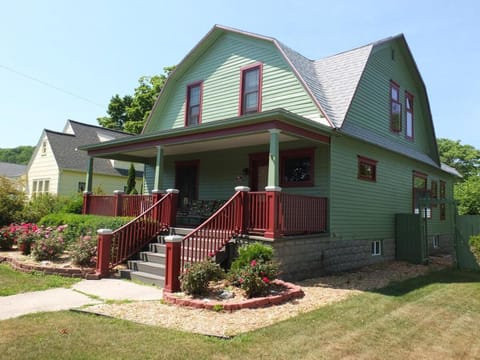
[162,279,304,311]
[0,255,95,278]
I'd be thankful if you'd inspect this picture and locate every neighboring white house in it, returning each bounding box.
[0,161,27,191]
[25,120,143,198]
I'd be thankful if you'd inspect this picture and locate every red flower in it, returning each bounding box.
[262,277,270,284]
[250,260,257,267]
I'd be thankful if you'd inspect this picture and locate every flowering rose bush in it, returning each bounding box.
[0,225,16,250]
[13,223,38,255]
[231,258,279,298]
[70,234,97,267]
[31,225,67,261]
[180,260,225,296]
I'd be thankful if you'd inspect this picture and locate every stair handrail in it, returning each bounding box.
[180,190,245,272]
[109,192,176,269]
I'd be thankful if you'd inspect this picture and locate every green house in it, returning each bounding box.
[81,25,459,280]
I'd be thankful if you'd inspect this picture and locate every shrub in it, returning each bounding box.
[0,225,16,250]
[470,234,480,263]
[180,260,225,296]
[60,195,84,214]
[17,194,66,224]
[31,225,67,261]
[0,177,25,226]
[38,213,132,245]
[229,243,280,298]
[13,223,38,255]
[230,242,274,272]
[70,234,97,267]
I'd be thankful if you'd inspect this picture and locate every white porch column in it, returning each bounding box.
[153,145,164,192]
[267,129,281,188]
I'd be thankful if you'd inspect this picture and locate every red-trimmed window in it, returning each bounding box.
[390,81,402,132]
[405,91,414,139]
[280,148,314,187]
[240,64,262,115]
[431,180,438,207]
[413,171,431,218]
[185,82,203,126]
[358,156,377,182]
[440,180,446,220]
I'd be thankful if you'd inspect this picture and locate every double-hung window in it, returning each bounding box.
[185,82,203,126]
[240,64,262,115]
[390,81,402,132]
[440,181,446,220]
[358,156,377,182]
[405,91,414,139]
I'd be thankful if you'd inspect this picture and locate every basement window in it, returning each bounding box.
[371,240,382,256]
[432,235,440,249]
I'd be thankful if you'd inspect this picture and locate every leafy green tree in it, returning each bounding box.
[98,66,175,134]
[455,176,480,215]
[437,138,480,179]
[0,146,35,164]
[125,163,137,194]
[0,177,25,226]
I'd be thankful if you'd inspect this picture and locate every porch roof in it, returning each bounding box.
[79,109,331,162]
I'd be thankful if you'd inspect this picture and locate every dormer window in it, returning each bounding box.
[405,91,414,140]
[185,82,202,126]
[240,64,262,115]
[390,81,402,133]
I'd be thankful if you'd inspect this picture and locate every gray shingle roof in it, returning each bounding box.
[0,162,27,178]
[45,120,141,177]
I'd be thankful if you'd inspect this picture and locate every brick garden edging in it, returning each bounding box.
[162,279,304,311]
[0,255,95,278]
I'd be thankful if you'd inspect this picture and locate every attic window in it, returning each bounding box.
[240,64,262,115]
[185,82,203,126]
[405,91,414,140]
[41,140,47,155]
[390,81,402,133]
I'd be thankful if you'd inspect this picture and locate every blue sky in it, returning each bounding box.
[1,0,479,149]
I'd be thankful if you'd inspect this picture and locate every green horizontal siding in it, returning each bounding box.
[143,140,329,201]
[346,42,437,161]
[330,135,455,240]
[147,33,323,132]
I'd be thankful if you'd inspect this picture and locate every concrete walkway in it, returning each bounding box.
[0,279,164,321]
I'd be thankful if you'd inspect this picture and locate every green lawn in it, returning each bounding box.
[0,263,79,296]
[1,269,479,359]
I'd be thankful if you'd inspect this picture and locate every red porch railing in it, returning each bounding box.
[180,190,246,273]
[247,192,327,236]
[107,191,177,271]
[83,192,154,217]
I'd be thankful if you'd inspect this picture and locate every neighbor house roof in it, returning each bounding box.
[43,120,142,177]
[0,162,27,178]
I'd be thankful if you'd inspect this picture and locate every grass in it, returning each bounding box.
[1,269,480,359]
[0,263,80,296]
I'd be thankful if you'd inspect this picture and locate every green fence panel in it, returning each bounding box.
[395,214,426,264]
[455,215,480,270]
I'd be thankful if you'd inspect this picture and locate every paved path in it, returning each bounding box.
[0,279,164,321]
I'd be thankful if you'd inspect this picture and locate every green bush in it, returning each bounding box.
[17,194,66,224]
[38,213,132,245]
[0,226,15,250]
[70,234,97,267]
[470,235,480,263]
[229,242,279,298]
[0,177,25,226]
[31,225,67,261]
[180,260,225,296]
[230,242,274,272]
[60,195,84,214]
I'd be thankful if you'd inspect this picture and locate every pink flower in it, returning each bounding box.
[239,278,244,284]
[250,260,257,267]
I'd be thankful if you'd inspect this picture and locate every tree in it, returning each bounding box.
[455,176,480,215]
[98,66,175,134]
[125,163,137,194]
[0,146,35,165]
[0,177,25,226]
[437,138,480,179]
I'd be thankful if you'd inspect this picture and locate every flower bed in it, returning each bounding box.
[163,279,304,311]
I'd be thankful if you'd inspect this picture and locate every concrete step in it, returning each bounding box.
[128,260,165,277]
[140,251,166,265]
[170,227,193,236]
[130,271,165,288]
[149,242,166,254]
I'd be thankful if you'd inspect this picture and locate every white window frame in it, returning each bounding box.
[371,240,382,256]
